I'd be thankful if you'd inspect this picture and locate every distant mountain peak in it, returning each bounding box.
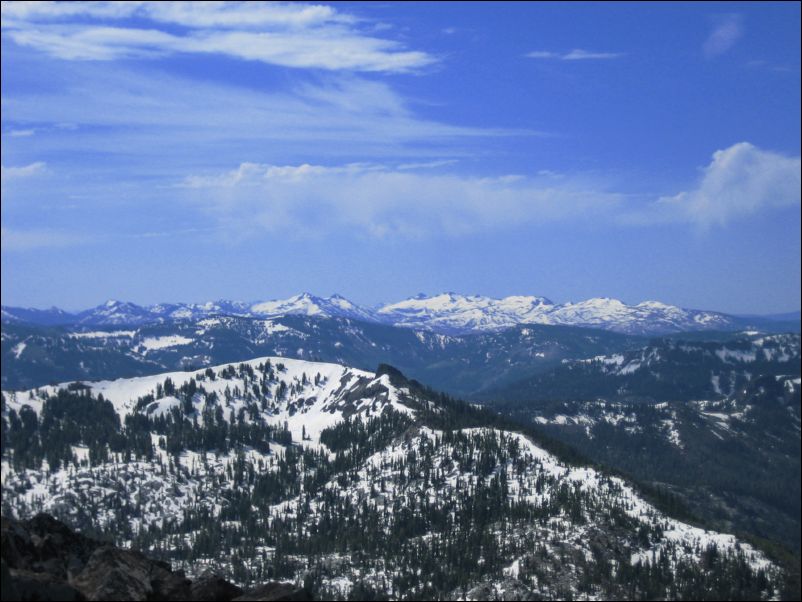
[376,293,739,335]
[1,292,764,336]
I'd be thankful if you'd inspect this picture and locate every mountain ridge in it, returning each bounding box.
[1,357,782,599]
[4,292,797,336]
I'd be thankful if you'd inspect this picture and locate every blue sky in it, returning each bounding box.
[1,1,800,313]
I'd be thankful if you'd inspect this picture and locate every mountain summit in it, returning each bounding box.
[375,292,736,334]
[250,292,377,322]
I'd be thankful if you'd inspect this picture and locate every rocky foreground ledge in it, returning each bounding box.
[0,514,310,601]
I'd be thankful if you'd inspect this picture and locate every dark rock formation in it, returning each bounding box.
[189,573,244,601]
[233,582,312,601]
[3,560,86,601]
[0,514,310,601]
[69,546,191,601]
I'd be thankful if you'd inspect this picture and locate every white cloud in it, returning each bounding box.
[562,49,623,60]
[526,49,623,61]
[627,143,801,226]
[1,63,532,171]
[1,1,343,29]
[180,162,623,238]
[1,1,434,72]
[703,14,742,58]
[177,145,793,238]
[0,161,46,181]
[0,226,87,251]
[7,128,36,137]
[526,51,558,59]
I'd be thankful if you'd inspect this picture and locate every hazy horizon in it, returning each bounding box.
[3,289,801,317]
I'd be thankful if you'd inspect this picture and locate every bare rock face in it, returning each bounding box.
[233,582,313,601]
[3,562,86,601]
[1,514,98,581]
[1,514,310,601]
[69,545,191,601]
[189,573,244,601]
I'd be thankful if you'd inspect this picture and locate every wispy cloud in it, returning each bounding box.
[0,226,87,251]
[6,128,36,137]
[180,162,623,238]
[0,161,47,181]
[184,142,802,238]
[1,1,435,72]
[526,49,624,61]
[745,59,797,74]
[1,61,533,173]
[703,14,743,58]
[1,1,345,28]
[625,143,801,226]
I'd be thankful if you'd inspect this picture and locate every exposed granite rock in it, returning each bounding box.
[233,582,312,601]
[190,573,244,601]
[70,545,190,601]
[5,564,86,601]
[1,513,100,581]
[1,514,310,601]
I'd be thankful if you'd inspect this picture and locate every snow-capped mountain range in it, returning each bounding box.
[375,293,741,334]
[1,292,792,335]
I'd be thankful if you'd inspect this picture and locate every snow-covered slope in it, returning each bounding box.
[377,293,737,335]
[76,300,158,326]
[10,294,377,328]
[376,292,555,332]
[1,305,77,326]
[539,298,734,334]
[4,356,786,598]
[0,292,764,335]
[250,292,377,322]
[2,356,412,445]
[148,300,253,321]
[1,357,778,598]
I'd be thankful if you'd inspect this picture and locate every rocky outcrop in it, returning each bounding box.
[0,514,309,601]
[189,573,244,601]
[69,546,191,601]
[1,514,97,580]
[2,560,86,601]
[232,582,312,601]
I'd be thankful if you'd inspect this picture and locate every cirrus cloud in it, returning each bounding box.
[1,1,435,72]
[703,14,743,58]
[526,49,624,61]
[0,161,47,181]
